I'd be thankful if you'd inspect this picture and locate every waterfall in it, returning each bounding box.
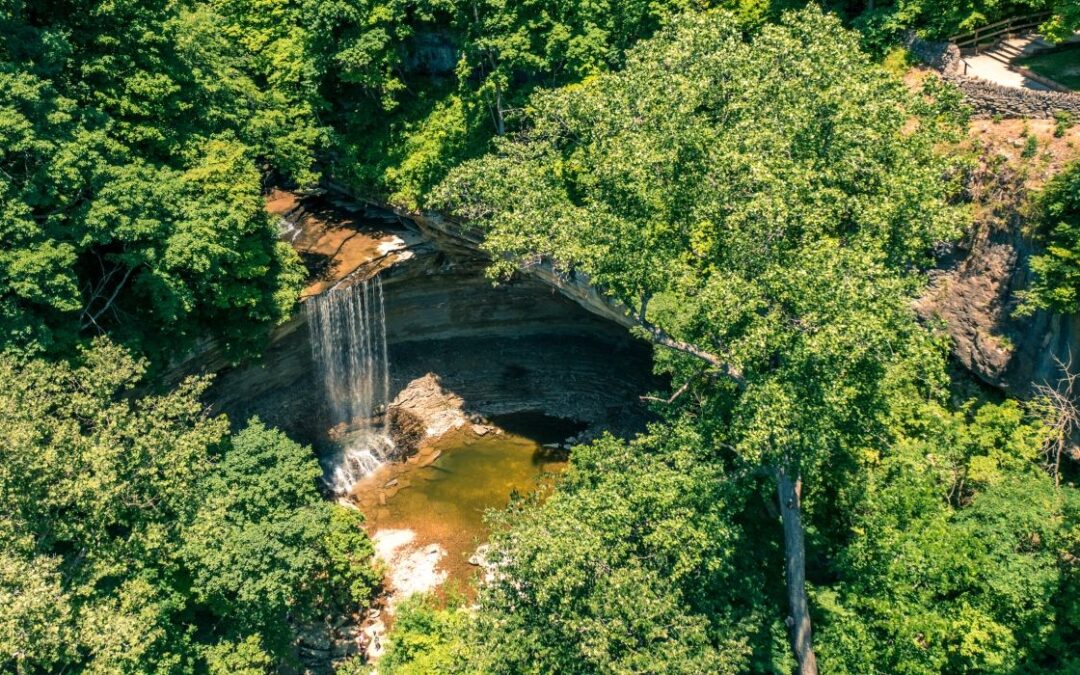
[307,276,394,494]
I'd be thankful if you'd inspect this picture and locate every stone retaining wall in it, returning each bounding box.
[944,73,1080,118]
[906,32,1080,119]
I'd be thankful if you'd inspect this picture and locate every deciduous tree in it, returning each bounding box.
[0,340,379,672]
[436,8,966,670]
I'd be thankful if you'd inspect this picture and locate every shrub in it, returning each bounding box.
[1023,162,1080,313]
[1055,110,1075,138]
[1022,134,1039,159]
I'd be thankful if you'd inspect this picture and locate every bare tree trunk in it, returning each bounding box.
[777,466,818,675]
[485,55,505,136]
[1034,354,1079,488]
[493,86,505,136]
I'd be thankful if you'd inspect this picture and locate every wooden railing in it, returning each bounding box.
[949,11,1052,52]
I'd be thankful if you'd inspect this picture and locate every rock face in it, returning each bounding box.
[204,192,660,455]
[917,122,1080,396]
[920,220,1080,395]
[390,373,469,439]
[904,33,964,75]
[921,215,1080,395]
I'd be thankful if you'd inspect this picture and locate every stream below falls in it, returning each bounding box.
[351,418,575,599]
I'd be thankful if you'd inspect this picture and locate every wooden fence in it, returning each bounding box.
[949,11,1052,53]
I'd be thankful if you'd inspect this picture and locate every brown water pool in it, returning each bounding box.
[352,426,567,589]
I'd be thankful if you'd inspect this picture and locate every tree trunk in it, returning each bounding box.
[777,467,818,675]
[493,87,505,136]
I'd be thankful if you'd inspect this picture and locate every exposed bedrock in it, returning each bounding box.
[919,214,1080,395]
[206,243,660,450]
[915,132,1080,397]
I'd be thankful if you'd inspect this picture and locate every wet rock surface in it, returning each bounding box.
[372,529,448,608]
[390,373,469,439]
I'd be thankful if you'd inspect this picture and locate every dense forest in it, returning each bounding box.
[2,0,1079,673]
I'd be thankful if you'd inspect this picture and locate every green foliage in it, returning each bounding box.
[330,0,728,207]
[3,2,1077,674]
[324,504,383,608]
[437,6,965,488]
[335,0,1080,205]
[817,400,1079,673]
[453,0,694,117]
[439,7,965,293]
[1054,110,1074,138]
[384,399,1078,674]
[374,7,1078,673]
[470,430,757,673]
[1023,133,1040,158]
[182,421,337,649]
[1024,162,1080,313]
[380,92,488,209]
[882,45,915,76]
[202,635,275,675]
[378,594,474,674]
[0,551,71,670]
[0,339,379,672]
[379,427,766,673]
[845,0,1076,49]
[1040,1,1080,42]
[0,0,309,362]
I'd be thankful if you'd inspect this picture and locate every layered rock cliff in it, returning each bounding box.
[196,113,1080,455]
[202,191,660,453]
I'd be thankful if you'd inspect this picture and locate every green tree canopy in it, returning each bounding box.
[817,399,1080,673]
[436,0,965,537]
[0,339,379,672]
[0,0,310,362]
[470,429,757,673]
[846,0,1080,45]
[382,398,1080,673]
[331,0,727,207]
[425,7,1008,672]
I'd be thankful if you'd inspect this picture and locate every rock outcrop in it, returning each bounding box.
[390,373,469,440]
[904,33,965,75]
[917,120,1080,395]
[203,190,660,456]
[920,213,1080,395]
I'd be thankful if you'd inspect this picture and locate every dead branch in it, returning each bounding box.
[81,265,134,331]
[640,368,708,405]
[1033,351,1080,487]
[640,322,746,387]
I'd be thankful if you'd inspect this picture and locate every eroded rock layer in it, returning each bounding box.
[205,192,659,453]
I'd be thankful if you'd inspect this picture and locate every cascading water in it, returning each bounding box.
[307,276,394,494]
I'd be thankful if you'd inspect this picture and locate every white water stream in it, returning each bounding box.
[307,276,394,493]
